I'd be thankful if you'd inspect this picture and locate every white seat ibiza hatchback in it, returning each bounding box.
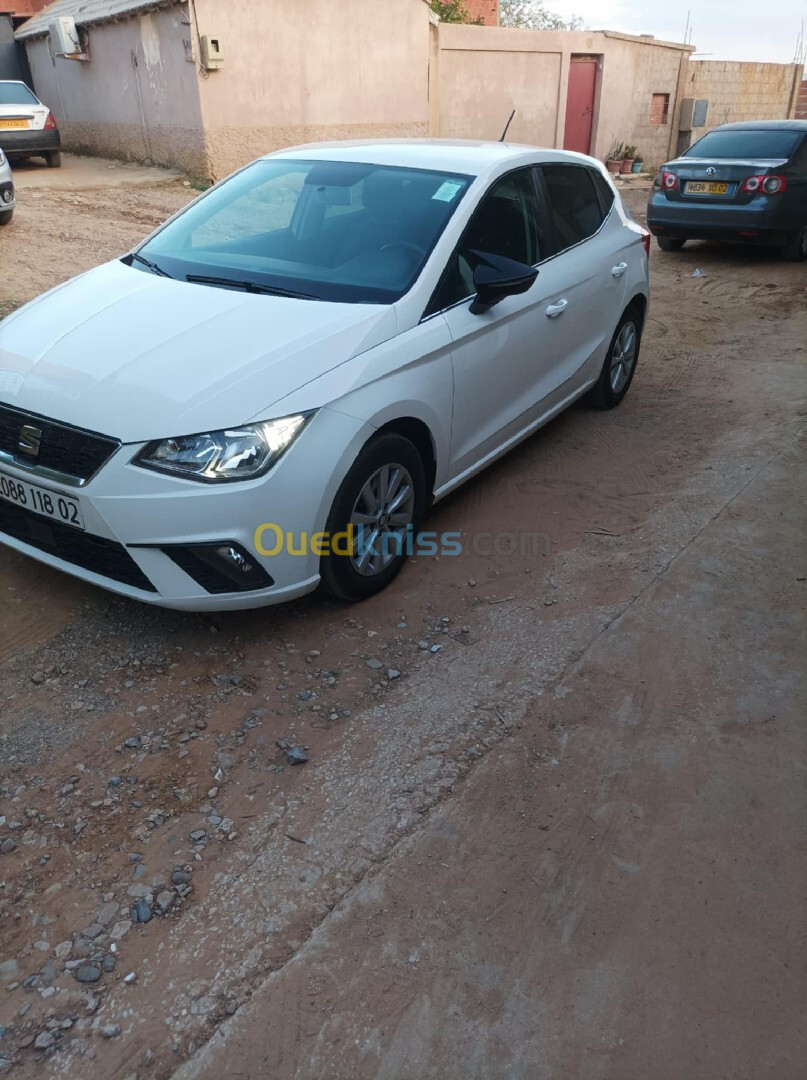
[0,140,649,610]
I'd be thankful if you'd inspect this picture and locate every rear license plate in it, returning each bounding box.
[684,181,730,195]
[0,469,85,531]
[0,119,31,130]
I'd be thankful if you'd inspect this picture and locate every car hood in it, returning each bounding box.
[0,260,396,442]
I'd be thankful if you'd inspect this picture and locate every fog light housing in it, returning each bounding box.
[157,541,274,594]
[1,191,12,204]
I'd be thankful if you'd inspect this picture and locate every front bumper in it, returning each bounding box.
[0,129,61,157]
[647,191,792,245]
[0,406,374,610]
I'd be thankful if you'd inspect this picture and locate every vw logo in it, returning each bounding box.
[18,423,43,457]
[705,167,717,177]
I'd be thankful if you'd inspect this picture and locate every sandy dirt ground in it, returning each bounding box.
[0,163,805,1080]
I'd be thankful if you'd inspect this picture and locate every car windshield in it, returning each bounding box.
[0,82,39,106]
[685,129,802,160]
[136,159,473,304]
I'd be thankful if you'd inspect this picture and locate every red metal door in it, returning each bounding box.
[563,56,598,154]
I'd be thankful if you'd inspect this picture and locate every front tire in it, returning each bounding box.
[656,237,686,252]
[586,306,643,410]
[0,208,13,227]
[781,224,807,263]
[45,151,61,169]
[320,433,426,602]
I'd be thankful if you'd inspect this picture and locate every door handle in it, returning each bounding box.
[611,262,628,278]
[545,299,568,318]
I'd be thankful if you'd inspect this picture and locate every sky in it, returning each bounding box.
[546,0,807,65]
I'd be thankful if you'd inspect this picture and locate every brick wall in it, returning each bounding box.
[464,0,498,25]
[5,0,51,15]
[796,79,807,120]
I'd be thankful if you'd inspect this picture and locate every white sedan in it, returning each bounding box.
[0,140,649,610]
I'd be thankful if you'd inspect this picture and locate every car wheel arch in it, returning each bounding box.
[624,292,648,328]
[368,417,437,504]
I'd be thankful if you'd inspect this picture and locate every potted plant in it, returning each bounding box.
[621,145,637,174]
[606,143,624,174]
[631,150,644,174]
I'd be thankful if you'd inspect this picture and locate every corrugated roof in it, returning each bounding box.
[16,0,185,39]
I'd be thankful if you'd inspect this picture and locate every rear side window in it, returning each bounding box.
[541,164,606,255]
[0,82,39,106]
[686,129,802,160]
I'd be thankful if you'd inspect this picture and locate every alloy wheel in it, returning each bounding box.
[349,463,415,576]
[610,320,638,394]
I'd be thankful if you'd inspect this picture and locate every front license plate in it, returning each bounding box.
[0,119,31,130]
[0,470,85,531]
[685,181,730,195]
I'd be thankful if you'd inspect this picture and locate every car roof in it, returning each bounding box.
[263,139,601,177]
[711,120,807,132]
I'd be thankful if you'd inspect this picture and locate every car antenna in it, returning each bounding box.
[499,110,516,143]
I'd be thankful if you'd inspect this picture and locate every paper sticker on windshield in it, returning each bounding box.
[432,181,463,203]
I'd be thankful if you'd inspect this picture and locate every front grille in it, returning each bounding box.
[0,403,120,484]
[0,499,156,593]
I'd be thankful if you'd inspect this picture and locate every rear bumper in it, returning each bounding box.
[0,129,61,156]
[647,192,793,245]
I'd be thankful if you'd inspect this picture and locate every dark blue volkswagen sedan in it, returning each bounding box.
[647,120,807,261]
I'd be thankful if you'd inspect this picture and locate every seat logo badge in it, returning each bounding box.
[18,423,43,457]
[706,167,717,177]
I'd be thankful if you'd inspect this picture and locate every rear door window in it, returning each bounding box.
[685,129,802,160]
[539,164,606,255]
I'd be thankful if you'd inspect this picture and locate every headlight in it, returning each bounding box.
[0,149,6,166]
[134,413,313,482]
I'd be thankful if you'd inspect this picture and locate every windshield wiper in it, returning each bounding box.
[130,253,174,279]
[186,275,319,300]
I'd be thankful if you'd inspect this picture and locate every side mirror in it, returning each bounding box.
[469,251,538,315]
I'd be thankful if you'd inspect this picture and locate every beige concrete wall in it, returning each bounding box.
[680,60,803,137]
[25,8,206,175]
[23,3,799,188]
[192,0,432,180]
[436,25,563,145]
[434,26,690,168]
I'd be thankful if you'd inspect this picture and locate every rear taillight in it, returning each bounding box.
[641,228,651,257]
[743,174,786,195]
[662,171,678,191]
[44,111,57,130]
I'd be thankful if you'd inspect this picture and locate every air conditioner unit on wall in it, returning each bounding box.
[49,16,82,57]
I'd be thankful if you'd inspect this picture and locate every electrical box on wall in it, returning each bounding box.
[200,34,224,70]
[679,98,709,131]
[48,16,82,57]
